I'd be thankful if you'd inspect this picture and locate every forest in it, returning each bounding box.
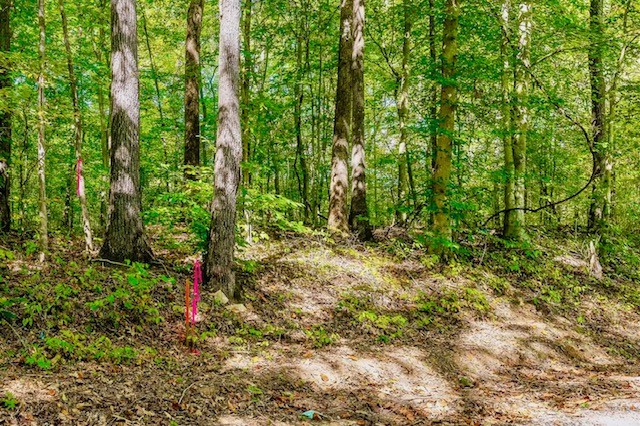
[1,0,640,424]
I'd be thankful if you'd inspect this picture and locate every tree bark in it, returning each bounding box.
[141,8,169,189]
[349,0,371,240]
[396,0,412,226]
[294,21,310,221]
[328,0,353,234]
[587,0,607,233]
[184,0,203,180]
[59,0,94,251]
[428,0,438,175]
[506,2,531,240]
[431,0,460,242]
[204,0,242,299]
[92,0,110,229]
[0,0,11,233]
[241,0,251,186]
[501,0,515,236]
[99,0,154,263]
[37,0,49,258]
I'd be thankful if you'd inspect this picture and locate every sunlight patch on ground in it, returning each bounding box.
[284,247,388,288]
[294,345,457,415]
[217,414,291,425]
[1,378,56,403]
[223,343,459,418]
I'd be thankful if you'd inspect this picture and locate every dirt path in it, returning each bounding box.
[3,237,640,424]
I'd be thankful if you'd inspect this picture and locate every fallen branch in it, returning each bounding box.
[90,258,132,267]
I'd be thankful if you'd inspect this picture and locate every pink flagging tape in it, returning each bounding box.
[191,260,202,324]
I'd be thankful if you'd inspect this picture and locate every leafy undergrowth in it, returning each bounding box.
[2,228,640,425]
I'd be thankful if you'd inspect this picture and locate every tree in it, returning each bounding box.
[587,0,607,233]
[99,0,154,263]
[241,0,251,186]
[141,6,169,190]
[395,0,414,226]
[37,0,49,259]
[349,0,372,240]
[504,2,531,240]
[293,12,311,221]
[184,0,203,180]
[0,0,10,233]
[328,0,353,234]
[59,0,94,251]
[204,0,242,298]
[501,0,515,237]
[431,0,460,242]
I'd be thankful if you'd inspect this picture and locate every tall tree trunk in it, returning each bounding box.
[204,0,242,298]
[605,2,633,224]
[431,0,460,242]
[294,22,310,221]
[428,0,438,174]
[241,0,251,186]
[92,0,111,229]
[502,0,516,237]
[18,109,26,231]
[506,2,531,240]
[0,0,11,233]
[37,0,49,259]
[100,0,153,263]
[141,8,169,189]
[184,0,203,180]
[349,0,371,240]
[328,0,353,234]
[60,0,94,251]
[587,0,607,233]
[395,0,412,226]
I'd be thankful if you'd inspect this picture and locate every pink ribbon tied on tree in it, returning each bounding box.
[76,157,83,197]
[191,260,202,324]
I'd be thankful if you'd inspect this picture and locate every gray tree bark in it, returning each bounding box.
[99,0,154,263]
[204,0,242,298]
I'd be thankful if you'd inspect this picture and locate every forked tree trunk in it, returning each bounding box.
[0,0,11,233]
[204,0,242,298]
[99,0,153,263]
[184,0,203,180]
[349,0,372,240]
[37,0,49,259]
[431,0,460,242]
[59,0,94,251]
[328,0,353,234]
